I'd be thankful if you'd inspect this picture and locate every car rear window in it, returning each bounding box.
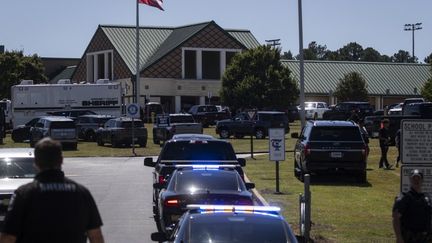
[188,214,289,243]
[50,121,75,129]
[160,141,237,161]
[310,127,362,141]
[173,170,240,192]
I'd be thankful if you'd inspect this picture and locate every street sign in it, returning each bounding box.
[269,128,285,161]
[400,164,432,195]
[126,103,140,119]
[401,120,432,164]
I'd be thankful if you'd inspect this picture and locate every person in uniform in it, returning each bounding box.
[378,119,392,169]
[395,129,401,168]
[393,169,432,243]
[0,137,105,243]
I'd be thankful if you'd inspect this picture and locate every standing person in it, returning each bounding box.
[0,137,105,243]
[378,119,392,169]
[395,129,401,168]
[393,169,432,243]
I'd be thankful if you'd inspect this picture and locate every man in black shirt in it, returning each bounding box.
[378,119,392,169]
[0,137,104,243]
[393,169,432,243]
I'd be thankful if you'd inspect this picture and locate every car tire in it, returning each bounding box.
[255,128,265,139]
[71,143,78,151]
[111,139,119,148]
[85,130,96,141]
[153,138,160,145]
[234,134,244,139]
[357,171,367,183]
[96,136,104,146]
[29,137,35,148]
[219,128,230,139]
[139,141,147,147]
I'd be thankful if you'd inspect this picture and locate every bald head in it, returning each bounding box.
[34,137,63,170]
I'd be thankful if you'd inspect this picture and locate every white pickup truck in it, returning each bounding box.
[152,114,203,144]
[301,102,330,119]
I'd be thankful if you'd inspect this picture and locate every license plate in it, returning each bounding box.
[330,152,342,158]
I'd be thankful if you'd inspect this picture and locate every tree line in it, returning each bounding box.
[282,41,432,64]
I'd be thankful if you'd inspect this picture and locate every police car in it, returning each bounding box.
[0,148,36,222]
[151,205,299,243]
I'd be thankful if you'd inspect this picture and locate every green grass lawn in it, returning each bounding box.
[0,122,400,242]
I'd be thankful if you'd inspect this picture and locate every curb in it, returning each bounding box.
[244,174,269,206]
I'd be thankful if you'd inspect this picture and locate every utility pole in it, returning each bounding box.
[265,39,281,48]
[404,23,422,59]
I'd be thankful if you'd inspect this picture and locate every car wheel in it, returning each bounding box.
[219,128,230,139]
[153,138,160,145]
[255,128,265,139]
[139,141,147,147]
[357,171,367,183]
[234,134,244,139]
[111,139,119,148]
[85,130,96,141]
[29,136,35,148]
[71,143,78,151]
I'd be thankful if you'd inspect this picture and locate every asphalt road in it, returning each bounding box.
[63,157,157,243]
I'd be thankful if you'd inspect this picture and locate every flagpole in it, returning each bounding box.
[135,0,140,104]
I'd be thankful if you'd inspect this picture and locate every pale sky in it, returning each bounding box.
[1,0,431,62]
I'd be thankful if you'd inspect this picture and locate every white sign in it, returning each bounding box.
[126,103,140,119]
[156,114,170,127]
[269,128,285,161]
[400,165,432,195]
[401,120,432,164]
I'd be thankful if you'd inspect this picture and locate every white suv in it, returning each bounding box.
[301,102,329,119]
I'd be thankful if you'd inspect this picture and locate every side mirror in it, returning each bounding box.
[150,232,168,242]
[291,132,299,139]
[144,157,156,167]
[245,182,255,190]
[237,158,246,167]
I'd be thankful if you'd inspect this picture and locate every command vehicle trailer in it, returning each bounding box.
[11,80,123,128]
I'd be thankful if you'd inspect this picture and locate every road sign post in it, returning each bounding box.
[127,103,140,156]
[248,110,258,159]
[269,128,285,194]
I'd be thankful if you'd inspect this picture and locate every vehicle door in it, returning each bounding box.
[233,113,253,134]
[317,102,328,118]
[31,120,47,141]
[102,119,116,142]
[295,125,311,167]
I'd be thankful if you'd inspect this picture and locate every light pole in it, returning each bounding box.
[404,23,422,59]
[298,0,306,128]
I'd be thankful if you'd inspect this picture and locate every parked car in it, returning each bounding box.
[322,101,374,121]
[285,105,300,122]
[29,116,78,150]
[292,120,369,182]
[151,205,299,243]
[301,102,329,120]
[215,111,289,139]
[76,114,115,141]
[152,114,202,145]
[96,117,148,147]
[387,103,403,115]
[188,105,231,127]
[0,148,36,225]
[154,166,254,233]
[11,117,44,143]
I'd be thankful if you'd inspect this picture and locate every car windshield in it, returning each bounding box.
[170,115,195,123]
[187,214,290,243]
[310,127,362,141]
[160,141,237,161]
[172,170,240,192]
[0,158,36,179]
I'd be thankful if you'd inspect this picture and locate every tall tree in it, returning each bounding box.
[391,50,416,63]
[360,47,381,62]
[424,53,432,64]
[0,51,47,98]
[295,41,328,60]
[334,72,368,102]
[337,42,364,61]
[220,45,299,112]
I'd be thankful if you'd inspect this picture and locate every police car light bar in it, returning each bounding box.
[187,204,281,214]
[174,165,237,170]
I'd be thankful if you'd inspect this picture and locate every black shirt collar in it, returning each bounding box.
[35,169,65,182]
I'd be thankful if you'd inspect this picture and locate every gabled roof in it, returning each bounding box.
[50,65,76,84]
[282,60,431,96]
[100,21,260,74]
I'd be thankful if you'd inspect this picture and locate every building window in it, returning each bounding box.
[86,50,114,82]
[184,50,197,79]
[182,48,241,80]
[202,51,220,79]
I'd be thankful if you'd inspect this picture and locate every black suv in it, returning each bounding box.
[322,102,374,121]
[292,120,368,182]
[216,111,289,139]
[76,114,115,141]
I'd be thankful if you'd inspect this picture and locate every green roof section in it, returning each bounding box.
[282,60,431,96]
[50,65,76,84]
[100,21,260,74]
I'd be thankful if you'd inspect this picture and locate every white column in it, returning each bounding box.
[93,55,98,82]
[197,50,202,79]
[175,96,181,113]
[104,53,109,79]
[199,96,205,105]
[375,96,381,110]
[86,54,92,82]
[220,51,226,79]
